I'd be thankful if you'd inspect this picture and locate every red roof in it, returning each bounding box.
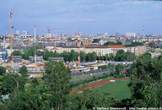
[108,45,125,48]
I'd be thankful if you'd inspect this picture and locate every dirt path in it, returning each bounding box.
[71,77,129,94]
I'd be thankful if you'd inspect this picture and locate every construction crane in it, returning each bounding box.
[8,9,14,69]
[54,33,56,51]
[51,28,57,50]
[46,27,56,50]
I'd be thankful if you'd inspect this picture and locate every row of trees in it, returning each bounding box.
[97,50,135,61]
[43,50,135,62]
[12,48,36,60]
[12,48,136,62]
[125,42,144,47]
[114,50,136,61]
[12,48,98,62]
[43,50,97,62]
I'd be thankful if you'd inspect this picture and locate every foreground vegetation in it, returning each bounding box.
[91,80,131,100]
[0,52,162,109]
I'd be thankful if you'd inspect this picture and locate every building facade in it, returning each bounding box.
[46,46,146,56]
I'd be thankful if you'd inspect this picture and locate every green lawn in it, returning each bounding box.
[91,80,131,100]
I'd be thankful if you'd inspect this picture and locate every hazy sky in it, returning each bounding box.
[1,0,162,34]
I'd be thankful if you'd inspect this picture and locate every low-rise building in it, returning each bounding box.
[12,56,22,63]
[46,45,146,56]
[26,63,45,73]
[29,56,44,63]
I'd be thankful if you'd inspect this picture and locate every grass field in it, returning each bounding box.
[90,80,131,100]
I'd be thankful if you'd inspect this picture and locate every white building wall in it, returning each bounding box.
[46,46,146,56]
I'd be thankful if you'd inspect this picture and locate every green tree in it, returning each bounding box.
[43,50,54,60]
[114,50,126,61]
[0,74,27,97]
[114,50,135,61]
[80,51,86,62]
[1,61,72,110]
[61,51,70,62]
[108,53,115,61]
[114,64,125,78]
[86,52,97,62]
[65,91,115,110]
[22,47,36,60]
[125,52,136,61]
[129,53,162,107]
[12,51,22,56]
[125,42,144,47]
[19,66,28,76]
[45,61,71,110]
[6,81,50,110]
[0,66,6,75]
[69,50,78,61]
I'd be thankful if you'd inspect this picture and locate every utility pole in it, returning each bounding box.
[76,32,81,68]
[51,28,56,50]
[54,34,56,51]
[2,36,6,62]
[3,36,6,50]
[33,26,37,63]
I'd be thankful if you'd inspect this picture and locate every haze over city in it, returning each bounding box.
[1,0,162,35]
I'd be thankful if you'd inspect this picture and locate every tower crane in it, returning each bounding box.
[8,9,14,69]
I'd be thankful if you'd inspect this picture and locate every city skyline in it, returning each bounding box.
[1,0,162,35]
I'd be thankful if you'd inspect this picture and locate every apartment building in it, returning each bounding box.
[46,45,146,56]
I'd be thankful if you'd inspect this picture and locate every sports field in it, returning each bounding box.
[71,77,131,100]
[91,80,131,100]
